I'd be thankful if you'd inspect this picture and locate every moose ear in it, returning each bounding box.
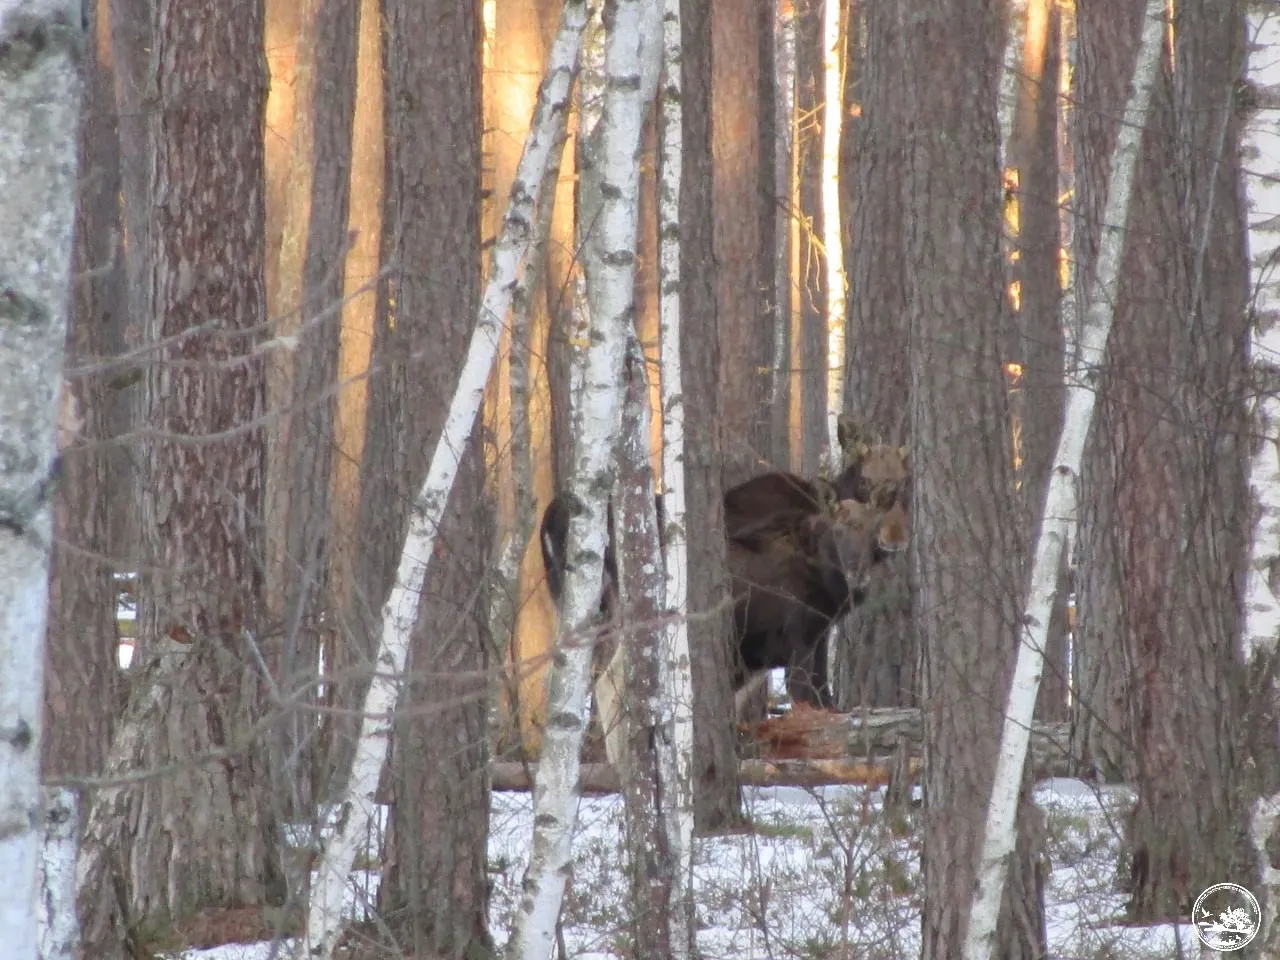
[898,444,908,465]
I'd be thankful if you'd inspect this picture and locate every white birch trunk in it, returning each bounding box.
[657,0,695,946]
[1243,4,1280,949]
[821,0,847,470]
[0,5,81,956]
[489,114,570,654]
[299,5,589,955]
[504,2,662,956]
[961,5,1165,958]
[37,788,79,960]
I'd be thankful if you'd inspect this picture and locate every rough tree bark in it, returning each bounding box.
[76,0,285,947]
[962,6,1163,953]
[1075,0,1255,922]
[369,0,492,954]
[713,0,770,485]
[44,0,120,788]
[903,0,1047,954]
[837,0,914,711]
[0,2,83,956]
[678,0,744,831]
[614,339,681,959]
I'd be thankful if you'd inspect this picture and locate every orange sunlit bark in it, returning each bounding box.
[265,0,320,621]
[329,0,384,610]
[487,0,567,757]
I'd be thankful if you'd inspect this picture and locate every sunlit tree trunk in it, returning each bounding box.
[324,0,384,792]
[489,0,569,758]
[794,0,828,477]
[266,0,361,828]
[714,0,771,485]
[904,0,1046,954]
[1004,0,1068,723]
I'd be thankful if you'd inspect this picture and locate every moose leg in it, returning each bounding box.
[785,630,835,709]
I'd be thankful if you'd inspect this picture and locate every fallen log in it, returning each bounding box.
[742,704,1077,778]
[491,757,924,794]
[491,706,1079,794]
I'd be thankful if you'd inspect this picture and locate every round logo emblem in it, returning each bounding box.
[1193,883,1260,953]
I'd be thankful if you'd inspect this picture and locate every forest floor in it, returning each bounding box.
[165,772,1207,959]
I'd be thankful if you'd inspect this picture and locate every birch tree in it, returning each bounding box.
[657,0,696,942]
[614,337,681,958]
[504,1,663,955]
[962,6,1164,957]
[821,0,846,471]
[1244,4,1280,951]
[300,4,590,954]
[0,5,82,954]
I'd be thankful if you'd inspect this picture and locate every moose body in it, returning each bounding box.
[536,417,910,765]
[539,419,909,693]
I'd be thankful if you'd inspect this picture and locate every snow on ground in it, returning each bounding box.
[164,775,1205,960]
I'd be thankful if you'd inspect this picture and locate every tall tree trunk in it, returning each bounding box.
[44,0,121,786]
[324,0,384,800]
[78,0,285,943]
[836,0,914,711]
[680,0,745,832]
[266,0,361,830]
[904,0,1046,954]
[369,0,492,952]
[1004,0,1068,724]
[1085,0,1254,921]
[794,0,828,477]
[1241,1,1280,950]
[713,0,770,485]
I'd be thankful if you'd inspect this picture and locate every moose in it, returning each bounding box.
[537,416,910,766]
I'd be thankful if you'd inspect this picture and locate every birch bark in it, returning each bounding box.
[504,1,662,955]
[300,4,589,954]
[657,0,696,944]
[0,3,82,956]
[1244,4,1280,951]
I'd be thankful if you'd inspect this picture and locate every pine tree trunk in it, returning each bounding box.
[44,0,121,786]
[677,0,746,832]
[78,0,285,945]
[370,0,492,953]
[837,0,914,712]
[903,0,1046,954]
